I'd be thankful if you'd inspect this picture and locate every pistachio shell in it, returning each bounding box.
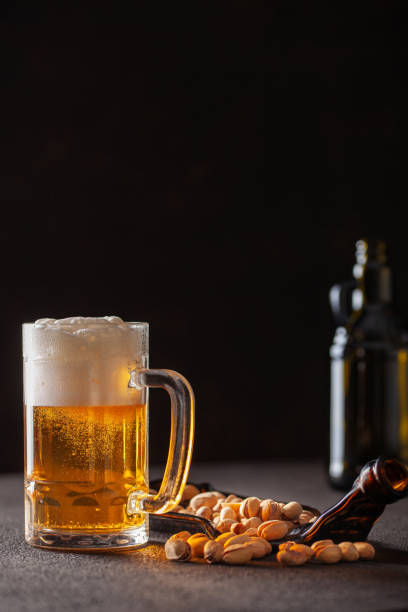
[281,501,303,520]
[353,542,375,559]
[168,531,192,543]
[181,484,200,502]
[223,534,252,549]
[257,520,289,541]
[195,506,212,520]
[315,544,342,564]
[310,539,334,551]
[190,492,218,511]
[231,522,247,535]
[290,543,314,559]
[204,540,224,563]
[277,550,308,566]
[259,499,281,522]
[239,497,261,519]
[220,507,237,521]
[187,533,209,557]
[339,541,359,562]
[249,536,272,555]
[242,516,262,530]
[223,543,254,565]
[165,539,192,561]
[215,531,234,545]
[217,518,236,533]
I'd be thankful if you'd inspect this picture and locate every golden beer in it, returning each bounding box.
[25,404,147,532]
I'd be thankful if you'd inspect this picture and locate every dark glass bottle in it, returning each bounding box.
[329,240,408,489]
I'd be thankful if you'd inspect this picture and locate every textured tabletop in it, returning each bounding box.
[1,462,408,612]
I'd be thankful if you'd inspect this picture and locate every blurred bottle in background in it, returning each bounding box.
[329,239,408,489]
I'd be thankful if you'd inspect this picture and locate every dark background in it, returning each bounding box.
[1,3,408,471]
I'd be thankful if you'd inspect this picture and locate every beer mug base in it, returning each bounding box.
[25,522,149,552]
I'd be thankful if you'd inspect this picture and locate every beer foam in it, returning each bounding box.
[33,316,128,333]
[23,316,148,406]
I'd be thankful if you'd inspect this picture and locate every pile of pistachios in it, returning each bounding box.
[165,486,375,567]
[174,485,316,534]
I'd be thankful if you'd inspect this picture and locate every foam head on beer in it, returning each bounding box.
[23,316,148,407]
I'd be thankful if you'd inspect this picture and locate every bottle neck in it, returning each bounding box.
[353,239,393,306]
[359,263,392,305]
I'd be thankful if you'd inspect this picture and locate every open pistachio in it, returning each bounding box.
[230,521,247,535]
[240,497,261,519]
[223,543,254,565]
[310,539,334,551]
[259,499,281,522]
[258,520,289,541]
[204,540,224,564]
[314,544,342,564]
[165,539,192,561]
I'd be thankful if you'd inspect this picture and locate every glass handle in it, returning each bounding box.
[127,368,195,515]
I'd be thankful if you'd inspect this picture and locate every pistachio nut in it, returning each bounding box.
[257,520,289,541]
[239,497,261,519]
[338,541,359,562]
[204,540,224,564]
[195,506,212,520]
[181,484,200,503]
[259,499,281,522]
[277,550,308,566]
[190,492,218,511]
[165,539,192,562]
[315,544,342,564]
[353,542,375,559]
[281,501,303,521]
[223,543,254,565]
[187,533,209,557]
[168,531,192,543]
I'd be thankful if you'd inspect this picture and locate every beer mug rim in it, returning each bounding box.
[22,320,149,329]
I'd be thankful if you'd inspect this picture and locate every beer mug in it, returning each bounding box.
[23,317,194,551]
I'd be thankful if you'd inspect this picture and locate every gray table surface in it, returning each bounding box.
[1,462,407,612]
